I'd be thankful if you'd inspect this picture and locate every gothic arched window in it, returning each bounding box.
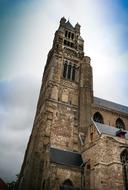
[60,179,74,190]
[64,40,67,45]
[68,32,71,39]
[72,65,76,81]
[63,62,68,78]
[93,112,104,124]
[67,64,72,80]
[65,30,68,37]
[116,118,125,129]
[120,149,128,190]
[70,42,72,47]
[71,33,74,40]
[62,61,76,82]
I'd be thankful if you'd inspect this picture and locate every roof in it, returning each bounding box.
[65,21,74,30]
[93,121,128,139]
[94,97,128,115]
[78,35,84,41]
[50,147,83,167]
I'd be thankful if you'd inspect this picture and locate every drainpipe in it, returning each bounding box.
[80,162,86,190]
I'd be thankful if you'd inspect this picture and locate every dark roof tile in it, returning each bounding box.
[50,147,83,167]
[93,120,128,139]
[94,97,128,115]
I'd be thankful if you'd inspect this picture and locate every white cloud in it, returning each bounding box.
[0,74,40,181]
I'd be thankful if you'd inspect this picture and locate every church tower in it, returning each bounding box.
[18,17,93,190]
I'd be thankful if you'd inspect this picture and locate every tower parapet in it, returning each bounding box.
[49,17,84,59]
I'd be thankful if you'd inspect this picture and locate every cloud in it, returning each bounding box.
[0,74,40,181]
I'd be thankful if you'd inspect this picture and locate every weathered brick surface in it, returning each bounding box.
[83,127,128,190]
[48,164,81,189]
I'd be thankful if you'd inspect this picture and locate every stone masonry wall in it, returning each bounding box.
[83,132,128,190]
[49,164,81,190]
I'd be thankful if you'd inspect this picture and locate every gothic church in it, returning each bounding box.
[18,17,128,190]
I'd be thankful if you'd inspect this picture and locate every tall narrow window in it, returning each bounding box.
[63,61,76,82]
[67,41,70,46]
[72,65,75,81]
[68,32,71,39]
[90,132,93,142]
[65,30,68,37]
[67,64,72,80]
[71,33,74,40]
[63,62,68,78]
[71,43,74,48]
[64,40,67,45]
[121,149,128,190]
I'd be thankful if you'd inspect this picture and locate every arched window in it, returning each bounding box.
[67,41,70,46]
[63,62,68,78]
[60,179,74,190]
[64,40,67,45]
[116,118,125,129]
[63,179,74,186]
[67,64,72,80]
[63,61,76,82]
[93,112,104,124]
[68,32,71,39]
[72,65,75,81]
[120,149,128,189]
[71,33,74,40]
[65,31,68,37]
[64,39,74,48]
[71,43,74,48]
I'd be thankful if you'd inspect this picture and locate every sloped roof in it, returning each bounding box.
[65,21,74,30]
[78,35,84,41]
[50,147,83,167]
[93,121,128,139]
[94,97,128,115]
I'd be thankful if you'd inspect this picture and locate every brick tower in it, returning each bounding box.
[18,17,93,190]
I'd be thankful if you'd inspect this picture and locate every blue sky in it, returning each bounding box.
[0,0,128,182]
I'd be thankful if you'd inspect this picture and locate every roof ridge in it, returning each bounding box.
[94,97,128,114]
[94,96,128,108]
[50,146,80,154]
[92,120,128,139]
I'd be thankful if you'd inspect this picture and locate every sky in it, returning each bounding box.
[0,0,128,182]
